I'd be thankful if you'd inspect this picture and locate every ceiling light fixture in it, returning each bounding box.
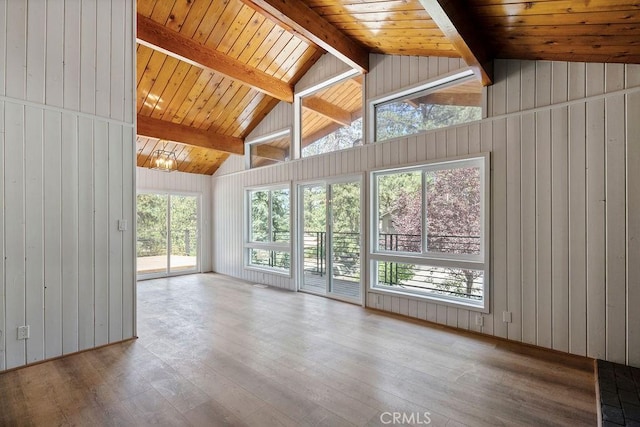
[149,143,178,172]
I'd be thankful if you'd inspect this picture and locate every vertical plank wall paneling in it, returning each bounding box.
[78,117,95,350]
[43,110,63,359]
[296,53,353,93]
[568,62,587,357]
[94,121,110,348]
[122,128,135,339]
[605,65,627,364]
[136,168,213,273]
[0,0,136,371]
[61,114,80,354]
[247,101,293,140]
[212,55,640,367]
[214,101,296,177]
[627,70,640,367]
[108,123,124,343]
[586,64,607,360]
[0,101,4,368]
[5,103,26,369]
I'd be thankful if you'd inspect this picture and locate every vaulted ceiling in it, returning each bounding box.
[136,0,640,175]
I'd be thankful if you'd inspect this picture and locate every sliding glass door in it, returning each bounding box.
[299,177,362,303]
[137,192,200,279]
[169,195,199,273]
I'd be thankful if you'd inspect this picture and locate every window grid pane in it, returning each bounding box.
[375,261,484,302]
[249,190,269,242]
[371,157,488,308]
[375,75,482,143]
[247,187,291,274]
[425,166,481,256]
[271,189,290,243]
[250,249,290,272]
[301,76,363,158]
[376,171,422,253]
[249,134,290,169]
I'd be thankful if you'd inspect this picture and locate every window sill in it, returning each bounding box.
[245,264,292,278]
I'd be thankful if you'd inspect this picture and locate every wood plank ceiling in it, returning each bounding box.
[467,0,640,64]
[136,0,640,175]
[136,0,322,174]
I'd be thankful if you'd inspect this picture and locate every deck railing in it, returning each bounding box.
[300,231,481,299]
[302,231,360,282]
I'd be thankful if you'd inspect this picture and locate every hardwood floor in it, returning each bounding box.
[0,273,597,426]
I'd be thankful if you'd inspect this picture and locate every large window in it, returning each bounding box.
[371,70,483,143]
[298,74,363,158]
[246,129,291,169]
[370,155,490,310]
[245,185,291,274]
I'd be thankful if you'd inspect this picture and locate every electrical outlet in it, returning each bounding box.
[475,314,484,327]
[503,311,513,323]
[118,219,128,231]
[17,325,30,340]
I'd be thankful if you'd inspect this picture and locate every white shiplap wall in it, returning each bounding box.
[136,168,213,273]
[367,54,466,99]
[0,0,136,371]
[296,53,353,93]
[212,55,640,367]
[246,101,293,142]
[212,154,244,177]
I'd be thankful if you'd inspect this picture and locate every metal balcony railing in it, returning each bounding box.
[302,231,360,282]
[300,231,481,299]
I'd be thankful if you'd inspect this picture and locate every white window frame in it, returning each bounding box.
[244,128,291,170]
[367,68,486,144]
[294,68,363,160]
[369,153,490,312]
[296,173,366,305]
[244,182,292,276]
[136,190,202,280]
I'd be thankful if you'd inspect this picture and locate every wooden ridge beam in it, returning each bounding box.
[303,96,352,127]
[241,0,369,73]
[418,0,493,86]
[136,14,294,102]
[137,115,244,156]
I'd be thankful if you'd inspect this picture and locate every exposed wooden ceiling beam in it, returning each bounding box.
[137,115,244,156]
[253,144,287,162]
[136,14,294,103]
[301,110,363,148]
[240,0,369,73]
[418,0,493,86]
[302,122,343,148]
[303,97,353,127]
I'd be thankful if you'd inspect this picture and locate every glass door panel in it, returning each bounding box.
[136,192,200,279]
[301,184,327,294]
[329,182,361,301]
[169,195,199,273]
[299,178,362,303]
[136,193,168,275]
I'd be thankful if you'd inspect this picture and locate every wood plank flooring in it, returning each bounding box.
[0,273,597,426]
